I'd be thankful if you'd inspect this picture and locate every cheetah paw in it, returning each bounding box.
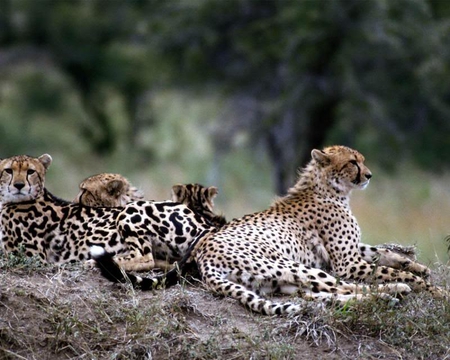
[380,283,411,296]
[83,259,97,270]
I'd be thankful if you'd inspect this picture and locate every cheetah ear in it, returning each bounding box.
[311,149,331,166]
[79,178,95,192]
[106,179,125,196]
[207,186,219,200]
[38,154,52,170]
[171,184,183,201]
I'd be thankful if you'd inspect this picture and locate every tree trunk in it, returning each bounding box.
[266,97,339,195]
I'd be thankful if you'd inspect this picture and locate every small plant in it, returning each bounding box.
[0,246,48,272]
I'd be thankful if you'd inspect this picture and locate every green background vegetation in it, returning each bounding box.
[1,0,449,263]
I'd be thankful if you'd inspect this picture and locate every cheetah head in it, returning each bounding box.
[74,173,144,207]
[311,145,372,193]
[171,183,218,214]
[0,154,52,204]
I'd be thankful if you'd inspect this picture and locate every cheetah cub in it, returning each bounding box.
[74,173,144,207]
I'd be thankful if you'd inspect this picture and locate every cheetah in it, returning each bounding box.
[74,173,226,228]
[171,183,226,228]
[0,154,220,271]
[93,145,445,315]
[74,173,144,207]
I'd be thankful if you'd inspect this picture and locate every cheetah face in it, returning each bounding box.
[312,146,372,193]
[74,173,144,207]
[171,183,218,213]
[0,154,52,204]
[344,157,372,190]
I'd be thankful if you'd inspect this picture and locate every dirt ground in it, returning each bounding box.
[2,258,447,360]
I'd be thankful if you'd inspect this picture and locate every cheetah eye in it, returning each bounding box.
[4,168,12,174]
[27,169,36,175]
[349,160,358,166]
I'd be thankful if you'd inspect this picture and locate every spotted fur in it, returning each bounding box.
[74,173,144,207]
[171,183,226,228]
[74,178,226,270]
[74,174,226,230]
[172,185,423,275]
[94,146,445,315]
[0,154,220,271]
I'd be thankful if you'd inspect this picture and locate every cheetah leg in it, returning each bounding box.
[116,252,154,272]
[84,256,162,271]
[110,230,156,271]
[84,252,164,272]
[114,252,155,271]
[359,243,430,277]
[113,233,175,272]
[227,260,411,298]
[301,291,396,303]
[114,237,178,271]
[153,259,175,271]
[340,259,447,299]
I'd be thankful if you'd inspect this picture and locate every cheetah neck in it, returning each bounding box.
[42,188,72,206]
[2,188,72,214]
[286,162,352,204]
[189,206,226,229]
[199,211,227,228]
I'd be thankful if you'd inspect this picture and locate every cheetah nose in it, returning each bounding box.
[14,182,25,191]
[365,173,372,180]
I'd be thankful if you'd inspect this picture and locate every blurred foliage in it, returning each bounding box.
[1,0,450,193]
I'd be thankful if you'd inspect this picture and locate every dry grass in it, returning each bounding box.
[352,168,450,265]
[1,249,449,360]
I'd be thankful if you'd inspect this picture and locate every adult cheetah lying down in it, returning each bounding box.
[0,154,221,271]
[93,145,445,315]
